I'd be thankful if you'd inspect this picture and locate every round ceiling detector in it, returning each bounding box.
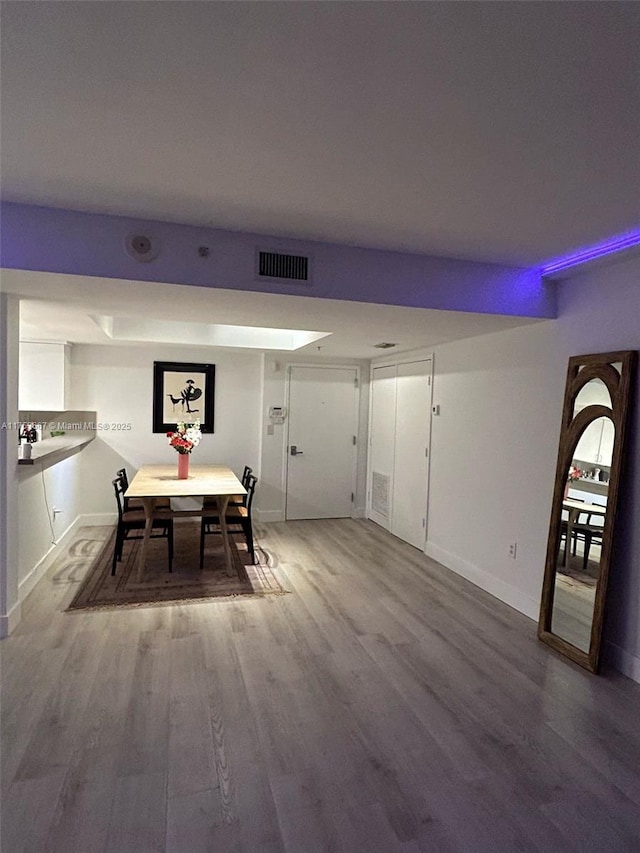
[125,232,159,262]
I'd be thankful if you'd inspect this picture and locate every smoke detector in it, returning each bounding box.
[125,232,159,262]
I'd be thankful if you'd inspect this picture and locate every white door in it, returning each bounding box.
[369,364,397,531]
[285,366,358,520]
[391,360,432,549]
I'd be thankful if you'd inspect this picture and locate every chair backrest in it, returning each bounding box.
[117,467,129,490]
[112,476,127,521]
[241,465,253,487]
[244,474,257,513]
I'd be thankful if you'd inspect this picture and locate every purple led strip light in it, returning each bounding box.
[541,230,640,275]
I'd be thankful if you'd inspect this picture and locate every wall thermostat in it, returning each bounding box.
[268,406,286,424]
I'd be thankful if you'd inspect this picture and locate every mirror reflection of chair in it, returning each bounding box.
[571,511,605,571]
[111,475,174,575]
[200,474,258,568]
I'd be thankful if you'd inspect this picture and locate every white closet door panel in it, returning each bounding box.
[391,360,432,549]
[369,365,396,530]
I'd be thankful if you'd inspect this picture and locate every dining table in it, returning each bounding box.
[125,463,246,582]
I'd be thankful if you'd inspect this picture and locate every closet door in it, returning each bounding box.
[368,364,396,531]
[391,360,432,549]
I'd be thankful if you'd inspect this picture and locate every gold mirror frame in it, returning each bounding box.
[538,350,636,672]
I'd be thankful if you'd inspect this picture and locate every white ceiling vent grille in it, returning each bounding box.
[257,250,310,283]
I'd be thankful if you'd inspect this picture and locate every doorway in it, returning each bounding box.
[285,365,359,520]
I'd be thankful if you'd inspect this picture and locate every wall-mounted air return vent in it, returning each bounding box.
[257,250,310,283]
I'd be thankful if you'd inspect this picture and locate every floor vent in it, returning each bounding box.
[257,250,310,282]
[372,472,390,517]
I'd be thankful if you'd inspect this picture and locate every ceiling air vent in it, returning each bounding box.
[373,342,397,349]
[257,250,310,283]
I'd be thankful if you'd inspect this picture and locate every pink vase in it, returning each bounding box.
[177,453,190,479]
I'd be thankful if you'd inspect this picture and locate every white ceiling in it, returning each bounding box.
[1,2,637,354]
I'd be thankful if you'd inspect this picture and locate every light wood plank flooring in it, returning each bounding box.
[2,518,640,852]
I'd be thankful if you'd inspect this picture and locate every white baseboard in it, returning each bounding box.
[424,541,539,621]
[256,509,285,523]
[80,512,117,525]
[605,641,640,684]
[17,512,116,605]
[18,514,83,603]
[0,599,22,638]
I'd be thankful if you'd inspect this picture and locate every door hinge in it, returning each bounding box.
[354,377,359,388]
[351,492,354,502]
[425,447,428,457]
[422,517,426,528]
[352,435,357,445]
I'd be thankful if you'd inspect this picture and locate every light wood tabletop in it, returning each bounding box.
[126,464,246,581]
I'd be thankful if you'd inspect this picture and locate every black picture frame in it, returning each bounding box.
[152,361,215,433]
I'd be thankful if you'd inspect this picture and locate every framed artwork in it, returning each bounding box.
[152,361,215,433]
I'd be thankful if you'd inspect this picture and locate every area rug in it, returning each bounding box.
[66,522,287,611]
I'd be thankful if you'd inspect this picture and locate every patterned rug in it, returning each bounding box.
[66,522,287,611]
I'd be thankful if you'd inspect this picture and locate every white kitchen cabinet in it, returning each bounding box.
[19,342,71,411]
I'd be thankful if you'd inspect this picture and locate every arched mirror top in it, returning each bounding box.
[573,378,613,418]
[568,363,620,423]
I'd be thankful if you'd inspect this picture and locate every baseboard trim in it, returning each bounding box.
[0,599,23,638]
[18,515,82,603]
[424,541,539,621]
[605,641,640,684]
[256,509,285,523]
[81,512,117,526]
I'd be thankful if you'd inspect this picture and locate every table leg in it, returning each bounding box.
[217,496,234,577]
[136,497,157,583]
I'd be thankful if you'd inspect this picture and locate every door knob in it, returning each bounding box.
[290,445,304,456]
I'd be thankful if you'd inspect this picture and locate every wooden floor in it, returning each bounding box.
[2,519,640,853]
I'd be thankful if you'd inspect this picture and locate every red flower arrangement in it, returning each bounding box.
[166,420,202,455]
[567,464,582,483]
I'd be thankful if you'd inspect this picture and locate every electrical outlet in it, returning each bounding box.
[508,542,517,559]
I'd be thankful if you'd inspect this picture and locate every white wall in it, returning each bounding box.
[426,253,640,681]
[17,451,87,596]
[69,343,263,514]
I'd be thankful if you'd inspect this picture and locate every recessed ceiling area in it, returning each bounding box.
[9,270,543,360]
[92,315,331,351]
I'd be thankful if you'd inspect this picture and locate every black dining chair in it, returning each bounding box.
[200,474,258,568]
[111,475,174,575]
[116,467,171,511]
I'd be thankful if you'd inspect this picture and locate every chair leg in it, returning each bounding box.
[199,520,206,571]
[111,527,122,575]
[167,523,173,573]
[583,534,592,571]
[244,519,255,564]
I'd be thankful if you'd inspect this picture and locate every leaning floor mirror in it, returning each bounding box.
[538,350,636,672]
